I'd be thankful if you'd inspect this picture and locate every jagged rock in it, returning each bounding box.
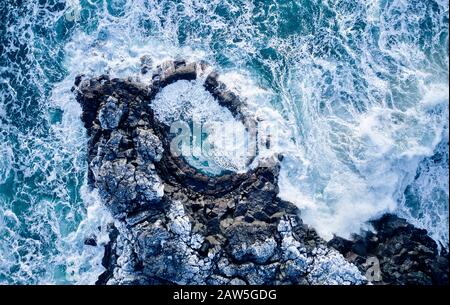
[328,214,449,285]
[133,128,163,163]
[225,222,277,264]
[96,158,163,217]
[140,55,153,74]
[75,59,445,286]
[84,235,97,247]
[98,96,123,130]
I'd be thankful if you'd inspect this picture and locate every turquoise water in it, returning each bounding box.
[0,0,448,284]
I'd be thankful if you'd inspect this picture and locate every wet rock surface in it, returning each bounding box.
[74,60,446,285]
[328,214,449,285]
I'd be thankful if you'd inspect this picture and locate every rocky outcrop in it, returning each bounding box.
[74,59,447,285]
[328,214,449,285]
[74,60,366,285]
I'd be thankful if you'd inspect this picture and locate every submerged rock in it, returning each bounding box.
[75,59,445,285]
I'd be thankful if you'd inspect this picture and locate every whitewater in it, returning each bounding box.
[0,0,448,284]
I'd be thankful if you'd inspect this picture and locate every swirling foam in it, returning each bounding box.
[0,0,448,284]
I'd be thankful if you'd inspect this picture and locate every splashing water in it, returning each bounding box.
[0,0,448,284]
[152,79,251,175]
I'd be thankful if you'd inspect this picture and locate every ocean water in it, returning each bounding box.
[0,0,448,284]
[152,79,251,175]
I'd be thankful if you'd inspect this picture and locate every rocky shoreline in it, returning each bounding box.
[73,60,448,285]
[328,214,448,284]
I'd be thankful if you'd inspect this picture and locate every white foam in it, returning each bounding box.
[1,0,448,285]
[61,186,114,284]
[152,79,250,174]
[274,0,449,243]
[0,145,13,185]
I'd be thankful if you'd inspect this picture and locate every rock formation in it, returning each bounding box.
[73,59,447,285]
[328,214,449,285]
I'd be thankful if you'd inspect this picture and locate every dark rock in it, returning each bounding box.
[96,224,119,285]
[328,214,449,285]
[74,74,84,86]
[244,214,255,223]
[204,71,245,121]
[199,240,211,257]
[155,61,197,88]
[140,55,153,74]
[84,236,97,247]
[75,59,442,286]
[328,236,353,253]
[225,222,277,264]
[98,96,123,130]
